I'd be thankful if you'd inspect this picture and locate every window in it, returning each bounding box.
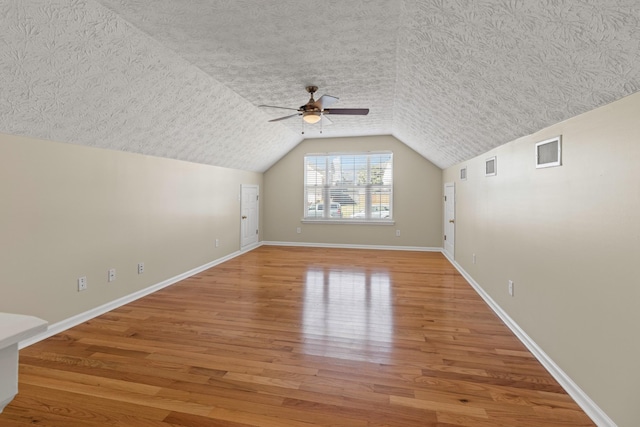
[304,152,393,222]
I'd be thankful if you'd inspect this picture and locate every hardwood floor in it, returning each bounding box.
[2,246,594,426]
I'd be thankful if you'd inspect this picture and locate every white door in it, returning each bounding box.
[444,183,455,258]
[240,185,259,248]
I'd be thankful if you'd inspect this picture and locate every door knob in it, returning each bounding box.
[449,219,455,223]
[242,216,247,219]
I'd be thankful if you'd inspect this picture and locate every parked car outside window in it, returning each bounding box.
[352,205,390,219]
[307,203,342,218]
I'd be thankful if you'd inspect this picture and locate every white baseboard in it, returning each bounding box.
[19,248,255,349]
[240,241,263,252]
[262,241,442,252]
[441,251,616,427]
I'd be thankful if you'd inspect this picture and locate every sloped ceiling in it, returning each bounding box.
[2,1,639,172]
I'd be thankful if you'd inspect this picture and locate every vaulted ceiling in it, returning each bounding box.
[2,1,639,172]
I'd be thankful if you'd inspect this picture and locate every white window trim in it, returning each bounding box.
[301,219,396,225]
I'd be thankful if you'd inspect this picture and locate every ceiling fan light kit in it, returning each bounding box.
[260,86,369,127]
[303,111,322,124]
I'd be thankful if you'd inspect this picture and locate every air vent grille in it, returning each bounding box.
[536,136,562,168]
[485,157,496,177]
[460,167,467,180]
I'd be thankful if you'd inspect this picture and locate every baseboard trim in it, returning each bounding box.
[241,241,263,253]
[19,248,255,349]
[262,241,442,252]
[440,251,616,427]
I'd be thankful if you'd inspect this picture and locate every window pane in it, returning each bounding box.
[369,153,392,185]
[306,186,324,208]
[305,156,326,186]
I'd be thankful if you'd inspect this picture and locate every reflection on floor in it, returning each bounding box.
[303,268,393,362]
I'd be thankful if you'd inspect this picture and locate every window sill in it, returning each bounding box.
[301,219,395,225]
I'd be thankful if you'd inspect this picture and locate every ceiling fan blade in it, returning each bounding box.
[259,104,300,111]
[323,108,369,115]
[321,114,333,125]
[268,113,301,122]
[315,95,339,110]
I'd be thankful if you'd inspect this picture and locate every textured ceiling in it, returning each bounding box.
[1,1,639,172]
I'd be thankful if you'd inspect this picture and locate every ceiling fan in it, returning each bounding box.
[259,86,369,124]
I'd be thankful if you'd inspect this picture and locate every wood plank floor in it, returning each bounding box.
[2,246,594,426]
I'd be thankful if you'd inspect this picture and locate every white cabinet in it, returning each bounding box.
[0,313,47,413]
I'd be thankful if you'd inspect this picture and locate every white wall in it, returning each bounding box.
[0,133,262,324]
[443,92,640,427]
[263,135,443,248]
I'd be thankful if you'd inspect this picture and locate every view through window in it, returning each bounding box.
[304,152,393,221]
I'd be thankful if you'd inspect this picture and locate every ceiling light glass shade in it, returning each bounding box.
[303,112,322,124]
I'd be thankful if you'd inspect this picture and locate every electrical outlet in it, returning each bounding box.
[215,239,220,248]
[137,262,144,275]
[508,280,514,297]
[473,253,476,264]
[78,276,87,292]
[395,230,401,237]
[108,268,116,282]
[296,227,301,234]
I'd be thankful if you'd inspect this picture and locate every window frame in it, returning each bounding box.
[302,151,394,224]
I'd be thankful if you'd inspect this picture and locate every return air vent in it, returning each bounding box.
[460,167,467,180]
[536,136,562,168]
[485,156,496,177]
